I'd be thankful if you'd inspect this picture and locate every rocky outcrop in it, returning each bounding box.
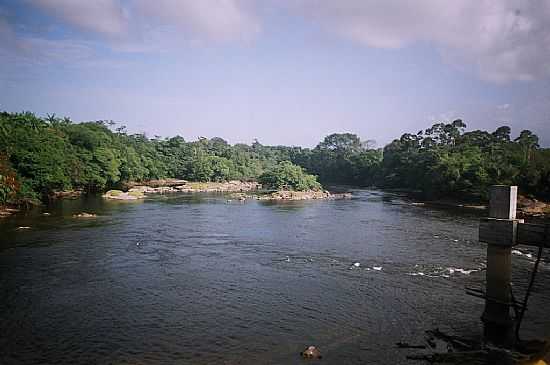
[258,190,351,201]
[126,179,188,188]
[127,181,261,195]
[103,190,145,200]
[72,212,97,218]
[177,181,260,193]
[105,181,350,202]
[128,186,177,194]
[104,181,260,200]
[50,190,83,199]
[518,195,550,218]
[229,190,352,201]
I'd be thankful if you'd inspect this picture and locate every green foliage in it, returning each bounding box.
[277,133,382,186]
[380,119,550,201]
[0,112,328,201]
[258,161,322,191]
[0,153,19,204]
[1,111,549,204]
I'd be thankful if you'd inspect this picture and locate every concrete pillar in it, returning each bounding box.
[481,185,518,347]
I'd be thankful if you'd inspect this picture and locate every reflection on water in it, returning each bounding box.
[1,190,549,364]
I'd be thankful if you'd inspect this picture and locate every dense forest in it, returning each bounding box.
[0,111,549,206]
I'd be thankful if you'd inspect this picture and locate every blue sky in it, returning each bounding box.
[1,0,549,147]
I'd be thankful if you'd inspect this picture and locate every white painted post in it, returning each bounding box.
[480,186,519,346]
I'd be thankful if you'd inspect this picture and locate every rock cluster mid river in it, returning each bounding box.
[1,190,549,364]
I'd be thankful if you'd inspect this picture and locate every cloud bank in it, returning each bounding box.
[3,1,550,82]
[293,0,550,82]
[29,0,260,42]
[135,0,260,42]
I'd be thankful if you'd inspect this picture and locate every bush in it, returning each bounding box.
[258,161,322,191]
[0,154,20,205]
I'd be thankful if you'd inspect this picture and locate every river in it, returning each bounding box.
[1,190,549,364]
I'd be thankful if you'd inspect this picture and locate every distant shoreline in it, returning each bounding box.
[396,192,550,221]
[3,184,548,221]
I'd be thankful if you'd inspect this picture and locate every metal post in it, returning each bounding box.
[481,185,519,347]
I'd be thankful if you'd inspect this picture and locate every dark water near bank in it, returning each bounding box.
[1,190,549,364]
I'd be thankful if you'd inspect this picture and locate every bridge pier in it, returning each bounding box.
[480,185,519,347]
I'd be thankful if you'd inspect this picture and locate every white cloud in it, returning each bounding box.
[29,0,260,43]
[0,13,127,77]
[428,110,459,124]
[7,1,550,83]
[135,0,260,42]
[30,0,129,37]
[1,0,261,68]
[291,0,550,82]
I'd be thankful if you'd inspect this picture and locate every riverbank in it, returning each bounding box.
[0,206,19,218]
[406,195,550,220]
[49,190,83,199]
[517,195,550,218]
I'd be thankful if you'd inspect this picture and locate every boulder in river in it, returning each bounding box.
[103,190,145,200]
[49,190,83,199]
[72,212,97,218]
[301,346,322,359]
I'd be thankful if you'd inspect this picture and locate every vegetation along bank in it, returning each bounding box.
[1,112,549,213]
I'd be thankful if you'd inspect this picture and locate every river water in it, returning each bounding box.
[1,190,549,364]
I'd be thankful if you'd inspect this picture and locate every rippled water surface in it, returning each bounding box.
[1,190,549,364]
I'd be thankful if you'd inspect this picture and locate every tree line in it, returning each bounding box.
[0,111,548,205]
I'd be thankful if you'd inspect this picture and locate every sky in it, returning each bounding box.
[1,0,549,147]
